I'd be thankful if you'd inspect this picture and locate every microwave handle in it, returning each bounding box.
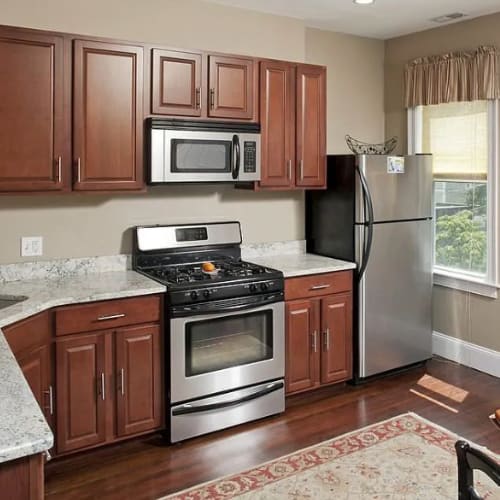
[231,134,241,180]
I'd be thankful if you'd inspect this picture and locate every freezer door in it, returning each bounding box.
[356,219,432,378]
[355,155,433,223]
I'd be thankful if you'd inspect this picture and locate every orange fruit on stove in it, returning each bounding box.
[202,262,215,272]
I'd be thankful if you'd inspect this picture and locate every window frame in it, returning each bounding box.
[407,100,499,298]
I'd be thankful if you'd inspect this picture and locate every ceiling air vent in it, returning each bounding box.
[431,12,467,23]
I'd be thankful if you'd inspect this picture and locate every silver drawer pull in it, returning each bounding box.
[96,313,126,321]
[101,373,106,401]
[310,284,331,290]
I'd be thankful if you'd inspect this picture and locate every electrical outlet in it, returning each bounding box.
[21,236,43,257]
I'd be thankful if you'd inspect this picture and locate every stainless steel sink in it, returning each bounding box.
[0,296,27,310]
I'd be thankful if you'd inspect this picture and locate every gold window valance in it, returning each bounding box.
[404,46,500,108]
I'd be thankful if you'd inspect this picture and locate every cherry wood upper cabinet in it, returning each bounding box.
[56,332,109,453]
[152,49,202,117]
[115,325,162,437]
[73,40,144,191]
[0,30,67,192]
[285,299,320,394]
[259,61,295,189]
[208,55,256,120]
[320,293,353,385]
[296,64,326,188]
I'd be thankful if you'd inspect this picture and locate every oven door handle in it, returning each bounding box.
[172,381,284,416]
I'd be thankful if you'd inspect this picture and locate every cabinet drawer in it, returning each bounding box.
[4,311,52,356]
[285,271,352,301]
[55,295,161,336]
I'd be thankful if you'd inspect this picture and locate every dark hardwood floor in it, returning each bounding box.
[45,358,500,499]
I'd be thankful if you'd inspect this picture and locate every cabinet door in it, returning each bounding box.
[296,64,326,188]
[285,299,320,394]
[152,49,202,116]
[115,325,162,437]
[73,39,144,191]
[0,30,65,192]
[320,293,353,385]
[259,60,295,188]
[17,345,54,431]
[208,55,256,120]
[56,332,109,453]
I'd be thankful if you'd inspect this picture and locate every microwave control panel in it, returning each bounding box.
[243,141,257,173]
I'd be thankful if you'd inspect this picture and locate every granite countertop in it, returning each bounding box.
[247,253,356,278]
[0,270,165,464]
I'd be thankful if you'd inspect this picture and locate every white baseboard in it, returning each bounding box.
[432,331,500,378]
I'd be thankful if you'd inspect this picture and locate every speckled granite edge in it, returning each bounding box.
[0,333,53,463]
[0,254,130,283]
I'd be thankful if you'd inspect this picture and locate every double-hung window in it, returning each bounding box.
[408,100,499,297]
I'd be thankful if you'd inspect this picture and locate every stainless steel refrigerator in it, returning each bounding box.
[306,154,433,381]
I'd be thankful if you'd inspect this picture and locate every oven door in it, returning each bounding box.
[170,301,284,403]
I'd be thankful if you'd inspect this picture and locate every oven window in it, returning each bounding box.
[171,139,231,173]
[185,311,273,376]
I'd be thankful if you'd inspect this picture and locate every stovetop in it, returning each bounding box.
[141,258,278,287]
[132,222,284,310]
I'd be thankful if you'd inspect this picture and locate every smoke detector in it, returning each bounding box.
[431,12,467,23]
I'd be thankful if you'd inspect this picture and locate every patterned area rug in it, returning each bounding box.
[162,413,500,499]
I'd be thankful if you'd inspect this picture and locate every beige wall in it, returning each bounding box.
[0,0,385,264]
[386,13,500,352]
[306,28,385,152]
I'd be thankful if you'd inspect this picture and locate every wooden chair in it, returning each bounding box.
[455,440,500,499]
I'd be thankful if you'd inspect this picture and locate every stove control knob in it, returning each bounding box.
[260,282,269,291]
[203,289,210,299]
[190,291,199,300]
[249,284,257,292]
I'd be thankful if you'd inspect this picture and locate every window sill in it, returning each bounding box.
[433,271,498,298]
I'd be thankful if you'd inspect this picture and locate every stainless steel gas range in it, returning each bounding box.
[133,222,285,442]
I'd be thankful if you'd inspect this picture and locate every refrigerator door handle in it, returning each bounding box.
[356,164,374,281]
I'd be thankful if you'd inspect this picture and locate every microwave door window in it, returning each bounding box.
[185,311,273,377]
[172,139,232,173]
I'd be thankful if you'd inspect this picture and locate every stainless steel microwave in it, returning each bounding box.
[148,119,261,183]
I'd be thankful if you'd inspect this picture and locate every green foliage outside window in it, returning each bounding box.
[435,209,487,273]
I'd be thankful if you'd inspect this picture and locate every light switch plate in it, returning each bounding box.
[21,236,43,257]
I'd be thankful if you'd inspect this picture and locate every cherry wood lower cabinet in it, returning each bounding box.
[285,272,353,395]
[0,453,44,500]
[3,312,55,432]
[115,325,162,437]
[56,327,162,454]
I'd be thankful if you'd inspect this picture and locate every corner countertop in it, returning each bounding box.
[247,253,356,278]
[0,270,165,464]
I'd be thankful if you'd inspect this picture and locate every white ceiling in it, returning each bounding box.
[201,0,500,39]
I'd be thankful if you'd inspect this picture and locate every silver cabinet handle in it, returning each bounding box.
[323,328,330,351]
[311,330,318,353]
[56,157,62,183]
[310,284,331,290]
[96,313,125,321]
[195,87,201,109]
[210,88,215,109]
[43,385,54,415]
[119,368,125,396]
[100,373,105,401]
[287,160,292,180]
[300,160,304,180]
[76,157,81,182]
